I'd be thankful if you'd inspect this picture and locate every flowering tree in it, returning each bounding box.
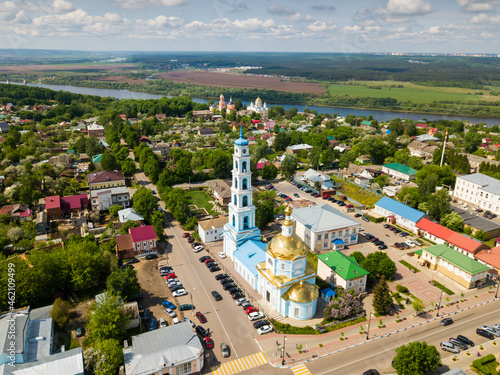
[324,289,363,321]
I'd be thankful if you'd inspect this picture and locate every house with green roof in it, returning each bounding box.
[317,251,369,295]
[360,120,372,127]
[92,153,103,171]
[382,162,418,181]
[417,244,490,289]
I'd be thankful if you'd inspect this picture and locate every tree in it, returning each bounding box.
[119,220,140,235]
[308,148,321,170]
[427,189,451,222]
[255,199,274,228]
[361,252,397,280]
[261,163,278,180]
[393,341,440,375]
[440,212,464,231]
[84,339,124,375]
[350,251,365,265]
[412,299,426,314]
[121,158,136,176]
[7,227,25,243]
[324,288,363,320]
[463,130,482,154]
[273,132,291,151]
[50,298,70,328]
[87,291,129,343]
[372,174,390,187]
[109,204,123,218]
[132,188,158,222]
[474,229,487,241]
[106,267,141,301]
[254,142,269,160]
[280,155,298,179]
[372,276,392,315]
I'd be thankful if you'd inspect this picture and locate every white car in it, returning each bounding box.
[482,326,500,337]
[164,308,177,318]
[405,240,416,248]
[218,251,226,259]
[359,227,365,232]
[172,289,187,297]
[159,318,167,328]
[166,278,179,284]
[193,246,204,253]
[493,324,500,331]
[236,298,249,306]
[257,325,273,335]
[248,311,265,321]
[182,318,195,328]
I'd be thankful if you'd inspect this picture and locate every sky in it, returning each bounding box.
[1,0,500,53]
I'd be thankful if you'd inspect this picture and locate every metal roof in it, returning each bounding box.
[233,240,267,277]
[382,163,418,176]
[424,245,490,274]
[317,251,369,280]
[376,197,425,223]
[291,204,359,233]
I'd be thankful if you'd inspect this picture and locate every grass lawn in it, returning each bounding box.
[331,175,380,207]
[326,80,500,104]
[185,190,217,216]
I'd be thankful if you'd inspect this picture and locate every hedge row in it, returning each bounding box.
[432,280,455,296]
[472,353,497,375]
[364,214,385,223]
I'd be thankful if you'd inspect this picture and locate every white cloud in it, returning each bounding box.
[490,14,500,23]
[267,3,295,16]
[386,0,432,15]
[13,10,30,24]
[113,0,188,10]
[469,12,491,22]
[341,25,362,33]
[480,32,493,37]
[308,21,336,32]
[457,0,495,12]
[289,13,303,22]
[137,15,184,28]
[51,0,74,13]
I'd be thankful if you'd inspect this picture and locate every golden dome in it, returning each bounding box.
[284,203,292,216]
[256,97,262,103]
[267,233,306,260]
[282,280,319,303]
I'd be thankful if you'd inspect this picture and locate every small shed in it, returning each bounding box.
[332,238,345,250]
[320,288,336,303]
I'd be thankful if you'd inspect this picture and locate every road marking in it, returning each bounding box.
[211,352,267,375]
[292,363,312,375]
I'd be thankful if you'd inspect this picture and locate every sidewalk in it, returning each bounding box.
[255,290,500,369]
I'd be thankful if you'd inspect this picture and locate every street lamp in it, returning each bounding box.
[281,335,287,365]
[191,288,195,316]
[366,313,373,340]
[436,291,444,317]
[495,278,500,299]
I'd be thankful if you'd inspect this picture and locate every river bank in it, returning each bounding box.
[9,80,500,126]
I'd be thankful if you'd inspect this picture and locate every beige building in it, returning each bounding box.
[198,216,229,243]
[317,251,369,295]
[87,170,126,190]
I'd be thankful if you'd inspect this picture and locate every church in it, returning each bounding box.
[223,128,319,320]
[210,94,235,113]
[247,97,268,114]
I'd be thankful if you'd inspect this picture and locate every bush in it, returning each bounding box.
[396,284,409,294]
[399,260,420,273]
[432,280,455,295]
[364,214,385,223]
[472,353,496,375]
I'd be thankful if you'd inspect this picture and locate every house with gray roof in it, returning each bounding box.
[292,204,360,252]
[123,322,204,375]
[0,306,84,375]
[118,208,144,224]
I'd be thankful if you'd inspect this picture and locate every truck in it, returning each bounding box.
[320,189,336,197]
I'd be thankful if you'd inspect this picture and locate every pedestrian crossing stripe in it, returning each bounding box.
[291,363,312,375]
[211,352,267,375]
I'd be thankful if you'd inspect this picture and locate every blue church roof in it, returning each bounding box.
[375,196,425,223]
[234,125,248,146]
[233,240,267,276]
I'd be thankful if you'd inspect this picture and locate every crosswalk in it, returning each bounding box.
[211,352,267,375]
[291,364,312,375]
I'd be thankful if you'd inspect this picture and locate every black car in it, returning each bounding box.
[253,320,270,329]
[145,254,158,260]
[232,292,245,300]
[374,240,384,246]
[126,258,140,264]
[206,261,215,268]
[338,201,346,207]
[199,256,211,262]
[191,242,201,248]
[362,370,380,375]
[457,335,474,347]
[129,293,143,302]
[393,228,402,234]
[477,328,495,340]
[228,287,241,294]
[399,232,409,237]
[196,325,208,337]
[209,265,221,272]
[142,308,150,321]
[211,291,223,301]
[440,317,454,326]
[223,283,237,290]
[221,278,234,285]
[215,273,229,280]
[170,284,184,291]
[354,213,362,217]
[378,245,388,250]
[383,224,390,228]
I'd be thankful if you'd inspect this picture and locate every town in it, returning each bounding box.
[1,79,500,375]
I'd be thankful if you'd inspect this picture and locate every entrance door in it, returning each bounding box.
[266,291,270,302]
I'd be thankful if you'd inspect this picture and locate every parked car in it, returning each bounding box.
[253,320,270,329]
[126,258,140,264]
[405,240,416,248]
[257,325,274,335]
[294,193,300,198]
[182,318,195,328]
[196,325,208,337]
[191,242,201,248]
[204,258,214,265]
[150,317,157,331]
[477,328,495,340]
[170,285,184,292]
[481,326,500,337]
[236,298,249,306]
[159,318,167,328]
[393,228,401,234]
[215,273,229,280]
[440,317,454,326]
[362,370,380,375]
[440,341,459,354]
[172,289,187,297]
[449,337,467,350]
[199,256,211,262]
[401,243,410,249]
[182,232,189,238]
[354,213,362,218]
[338,201,346,206]
[221,278,234,285]
[245,306,258,314]
[180,304,195,311]
[193,246,204,253]
[218,251,226,259]
[196,312,207,323]
[142,308,150,321]
[228,287,241,295]
[248,311,265,321]
[203,337,214,349]
[164,273,177,280]
[383,224,390,228]
[209,265,221,272]
[399,232,409,237]
[145,253,158,260]
[413,239,424,246]
[373,240,384,246]
[370,237,379,243]
[221,342,230,357]
[187,237,195,243]
[378,245,388,250]
[232,292,245,300]
[162,300,176,310]
[457,335,474,347]
[164,308,177,318]
[223,283,237,290]
[240,302,252,310]
[394,243,402,249]
[211,291,223,301]
[362,216,369,222]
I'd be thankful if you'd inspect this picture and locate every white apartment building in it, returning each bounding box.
[197,216,229,243]
[453,173,500,215]
[291,204,360,253]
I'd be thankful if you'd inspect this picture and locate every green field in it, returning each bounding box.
[326,81,500,104]
[186,189,217,216]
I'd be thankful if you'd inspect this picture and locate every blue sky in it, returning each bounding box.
[1,0,500,53]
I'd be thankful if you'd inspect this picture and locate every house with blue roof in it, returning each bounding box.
[374,196,425,232]
[233,240,267,290]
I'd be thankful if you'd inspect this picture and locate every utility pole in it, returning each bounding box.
[191,288,195,316]
[436,291,444,317]
[281,335,287,365]
[366,313,373,340]
[495,279,500,299]
[440,129,448,167]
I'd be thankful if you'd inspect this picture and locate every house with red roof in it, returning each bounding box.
[261,133,273,141]
[416,123,428,129]
[427,127,438,136]
[256,162,271,170]
[45,194,89,220]
[115,225,157,259]
[139,136,152,144]
[19,209,33,222]
[416,218,489,258]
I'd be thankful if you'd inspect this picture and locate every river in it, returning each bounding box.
[12,82,500,126]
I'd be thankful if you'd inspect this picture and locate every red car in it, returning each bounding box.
[204,258,214,265]
[196,312,207,323]
[203,337,214,349]
[245,306,258,314]
[164,273,176,280]
[182,232,189,238]
[322,194,330,199]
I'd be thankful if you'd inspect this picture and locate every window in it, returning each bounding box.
[294,308,299,317]
[242,161,247,172]
[243,216,249,229]
[232,215,235,227]
[176,362,192,375]
[268,257,273,266]
[281,263,285,270]
[52,209,55,213]
[234,179,237,188]
[243,195,248,207]
[242,178,248,190]
[233,195,237,205]
[235,161,238,171]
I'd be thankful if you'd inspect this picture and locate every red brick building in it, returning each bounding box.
[115,225,157,259]
[45,194,89,220]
